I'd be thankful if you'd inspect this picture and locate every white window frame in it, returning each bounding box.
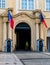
[45,0,50,11]
[45,0,46,11]
[4,0,6,8]
[0,0,6,8]
[45,0,47,11]
[20,0,22,10]
[36,0,39,9]
[20,0,35,10]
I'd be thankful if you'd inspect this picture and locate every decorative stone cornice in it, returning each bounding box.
[33,9,41,14]
[6,8,13,12]
[0,9,43,20]
[33,9,41,18]
[13,12,35,19]
[0,8,13,17]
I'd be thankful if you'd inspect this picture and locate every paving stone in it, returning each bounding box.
[0,53,23,65]
[15,51,50,65]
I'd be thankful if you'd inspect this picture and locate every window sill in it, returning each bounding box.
[19,9,34,11]
[0,8,6,9]
[43,10,50,12]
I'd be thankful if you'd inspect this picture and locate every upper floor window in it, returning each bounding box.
[46,0,50,11]
[21,0,34,10]
[0,0,5,8]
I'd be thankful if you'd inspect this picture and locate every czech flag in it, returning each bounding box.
[8,11,14,29]
[40,12,48,28]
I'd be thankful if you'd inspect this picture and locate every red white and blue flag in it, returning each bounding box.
[40,12,48,28]
[8,11,14,29]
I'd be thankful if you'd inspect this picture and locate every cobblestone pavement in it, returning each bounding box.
[0,53,23,65]
[15,51,50,65]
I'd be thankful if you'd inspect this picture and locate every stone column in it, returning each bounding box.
[3,22,7,51]
[40,24,44,39]
[36,23,39,40]
[33,10,41,51]
[8,22,13,52]
[41,24,45,51]
[35,23,39,51]
[8,23,12,39]
[32,22,39,51]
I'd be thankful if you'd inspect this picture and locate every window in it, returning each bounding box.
[46,0,50,11]
[0,0,5,8]
[22,0,27,10]
[21,0,34,10]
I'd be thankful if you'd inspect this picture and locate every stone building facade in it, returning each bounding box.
[0,0,50,52]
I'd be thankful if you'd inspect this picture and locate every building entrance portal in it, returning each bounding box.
[47,28,50,52]
[47,37,50,52]
[15,23,31,51]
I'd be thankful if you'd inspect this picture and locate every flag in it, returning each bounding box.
[8,11,14,29]
[40,12,48,28]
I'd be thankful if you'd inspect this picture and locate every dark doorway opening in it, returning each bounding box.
[15,23,31,51]
[47,37,50,52]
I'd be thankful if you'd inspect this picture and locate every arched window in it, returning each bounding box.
[0,0,5,8]
[46,0,50,11]
[21,0,35,10]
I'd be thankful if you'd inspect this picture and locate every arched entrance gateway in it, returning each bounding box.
[15,22,31,51]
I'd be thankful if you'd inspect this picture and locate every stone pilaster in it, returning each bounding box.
[36,23,39,40]
[40,24,44,39]
[3,22,7,51]
[8,22,12,39]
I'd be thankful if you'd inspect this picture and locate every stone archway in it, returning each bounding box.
[15,22,31,51]
[47,28,50,52]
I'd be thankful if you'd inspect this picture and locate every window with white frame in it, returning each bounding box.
[0,0,5,8]
[46,0,50,11]
[21,0,34,10]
